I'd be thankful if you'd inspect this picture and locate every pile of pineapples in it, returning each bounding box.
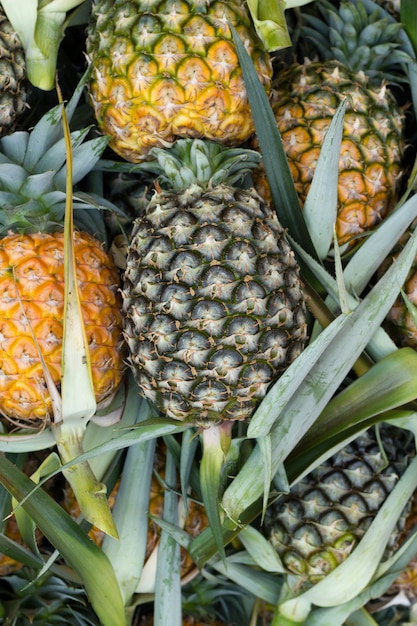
[0,0,417,625]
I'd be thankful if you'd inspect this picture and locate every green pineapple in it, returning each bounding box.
[263,425,414,586]
[122,139,307,424]
[0,5,28,137]
[253,0,407,249]
[85,0,273,163]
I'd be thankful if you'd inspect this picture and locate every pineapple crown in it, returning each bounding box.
[138,139,262,191]
[0,568,99,625]
[302,0,412,84]
[0,77,111,240]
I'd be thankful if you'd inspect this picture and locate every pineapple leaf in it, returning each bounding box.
[13,452,61,556]
[0,533,44,568]
[54,136,109,190]
[303,99,346,260]
[0,455,126,626]
[36,128,91,177]
[0,428,56,452]
[52,85,117,540]
[401,0,417,56]
[212,557,280,606]
[154,447,182,626]
[0,164,27,190]
[0,131,29,164]
[238,525,286,574]
[101,392,156,605]
[343,193,417,296]
[246,0,292,51]
[287,347,417,478]
[230,22,318,259]
[401,289,417,328]
[200,424,230,561]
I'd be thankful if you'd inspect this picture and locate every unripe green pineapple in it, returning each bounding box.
[86,0,273,163]
[122,139,307,424]
[264,425,414,586]
[253,0,407,249]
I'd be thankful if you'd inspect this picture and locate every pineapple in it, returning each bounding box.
[263,424,414,586]
[85,0,273,163]
[0,96,125,424]
[253,0,406,248]
[0,6,28,137]
[122,139,307,424]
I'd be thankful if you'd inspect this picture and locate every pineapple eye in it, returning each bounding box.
[208,348,243,374]
[176,330,211,367]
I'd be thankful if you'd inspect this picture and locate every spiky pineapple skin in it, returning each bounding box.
[264,426,413,585]
[86,0,272,162]
[0,230,125,422]
[0,7,28,137]
[122,182,307,424]
[254,60,404,247]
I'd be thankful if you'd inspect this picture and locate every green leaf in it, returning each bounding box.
[401,0,417,56]
[287,347,417,477]
[13,452,61,555]
[0,455,126,626]
[246,0,292,51]
[231,22,318,258]
[303,99,346,260]
[51,86,116,539]
[101,395,156,605]
[154,448,182,626]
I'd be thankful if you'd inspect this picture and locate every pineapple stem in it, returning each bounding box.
[54,425,118,539]
[199,421,233,562]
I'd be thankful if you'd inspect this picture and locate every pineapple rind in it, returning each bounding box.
[254,59,404,248]
[264,426,414,585]
[0,231,125,422]
[86,0,273,162]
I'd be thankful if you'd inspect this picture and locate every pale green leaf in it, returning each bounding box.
[303,99,346,260]
[0,455,126,626]
[154,448,182,626]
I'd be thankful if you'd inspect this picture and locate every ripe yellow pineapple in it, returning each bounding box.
[86,0,273,162]
[0,97,125,425]
[253,0,407,249]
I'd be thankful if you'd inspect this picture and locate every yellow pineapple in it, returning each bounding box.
[253,0,407,249]
[85,0,272,162]
[0,94,125,426]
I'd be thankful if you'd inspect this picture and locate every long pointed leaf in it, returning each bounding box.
[231,23,318,258]
[0,455,125,626]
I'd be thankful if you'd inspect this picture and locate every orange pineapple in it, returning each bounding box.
[0,95,125,426]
